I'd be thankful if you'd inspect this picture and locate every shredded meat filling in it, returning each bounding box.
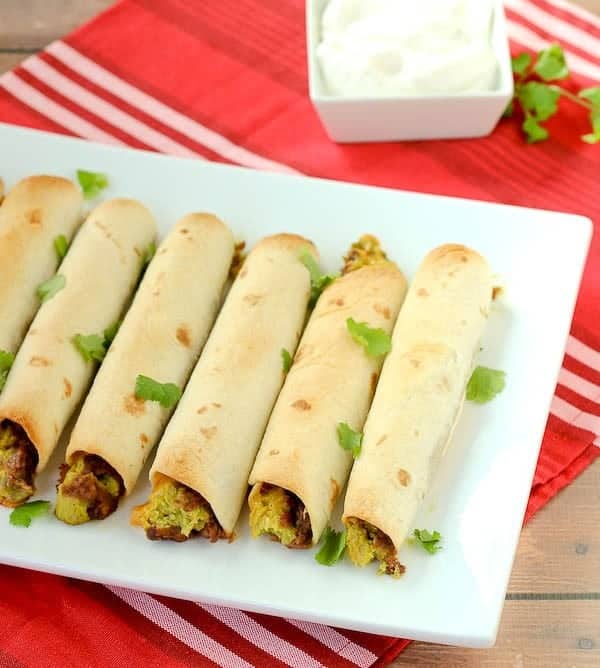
[261,482,313,548]
[0,422,38,506]
[58,455,124,520]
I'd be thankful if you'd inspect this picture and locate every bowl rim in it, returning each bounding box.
[306,0,515,103]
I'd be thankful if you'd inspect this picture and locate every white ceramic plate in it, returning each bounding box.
[0,123,591,648]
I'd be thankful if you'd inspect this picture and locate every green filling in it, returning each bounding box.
[0,425,35,506]
[249,485,298,546]
[55,454,122,525]
[342,235,390,275]
[135,478,210,538]
[345,518,404,578]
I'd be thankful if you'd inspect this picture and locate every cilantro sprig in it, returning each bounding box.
[135,374,181,409]
[77,170,109,199]
[506,44,600,144]
[281,348,292,374]
[410,529,442,555]
[299,249,338,308]
[9,500,51,527]
[466,366,506,404]
[54,234,69,261]
[37,274,66,303]
[337,422,362,458]
[315,527,347,566]
[0,350,15,392]
[72,320,121,364]
[346,318,391,357]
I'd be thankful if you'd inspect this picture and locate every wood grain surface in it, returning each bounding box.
[1,2,599,666]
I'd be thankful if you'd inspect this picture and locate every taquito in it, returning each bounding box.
[248,236,407,548]
[132,234,315,541]
[55,214,234,524]
[0,175,82,356]
[343,244,493,576]
[0,199,156,506]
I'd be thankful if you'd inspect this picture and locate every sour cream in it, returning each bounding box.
[316,0,499,97]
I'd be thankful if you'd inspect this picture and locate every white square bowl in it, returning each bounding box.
[306,0,514,143]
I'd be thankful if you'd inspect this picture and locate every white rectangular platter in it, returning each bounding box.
[0,123,591,648]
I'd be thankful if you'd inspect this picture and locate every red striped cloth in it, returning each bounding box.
[0,0,598,666]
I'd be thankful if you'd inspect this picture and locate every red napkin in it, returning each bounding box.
[0,0,598,666]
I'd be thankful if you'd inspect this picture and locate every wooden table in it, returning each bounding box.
[1,2,599,665]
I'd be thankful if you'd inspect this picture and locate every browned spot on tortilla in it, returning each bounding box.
[243,294,263,306]
[140,433,149,446]
[329,296,345,307]
[212,402,222,408]
[200,426,217,440]
[176,326,191,348]
[291,399,311,411]
[180,228,189,234]
[492,286,502,300]
[124,394,146,416]
[376,434,388,446]
[397,469,411,487]
[461,255,468,263]
[370,372,378,396]
[63,378,72,398]
[417,288,429,297]
[197,406,207,414]
[27,208,42,225]
[329,478,339,509]
[410,358,421,368]
[374,303,391,319]
[95,220,113,240]
[239,267,248,279]
[269,449,280,456]
[30,356,50,367]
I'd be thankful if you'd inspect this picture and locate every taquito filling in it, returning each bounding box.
[131,474,226,542]
[55,453,124,524]
[342,234,389,274]
[345,517,405,578]
[249,483,313,548]
[0,422,38,507]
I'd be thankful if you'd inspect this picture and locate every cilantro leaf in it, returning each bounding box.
[346,318,391,357]
[315,527,346,566]
[579,87,600,107]
[466,366,506,403]
[582,107,600,145]
[518,82,560,121]
[54,234,69,261]
[9,500,51,528]
[337,422,362,458]
[534,44,568,81]
[77,170,109,200]
[37,274,66,303]
[522,117,549,143]
[0,350,15,392]
[411,529,442,555]
[135,374,181,408]
[511,52,531,76]
[103,320,122,347]
[72,333,107,363]
[281,348,292,374]
[299,248,338,308]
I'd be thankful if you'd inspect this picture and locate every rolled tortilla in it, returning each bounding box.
[248,236,408,548]
[132,234,315,541]
[0,175,82,355]
[54,214,235,524]
[343,244,493,575]
[0,199,156,506]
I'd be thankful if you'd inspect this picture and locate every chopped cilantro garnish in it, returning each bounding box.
[72,333,107,363]
[281,348,292,374]
[54,234,69,261]
[346,317,391,357]
[315,527,346,566]
[466,366,506,404]
[337,422,362,458]
[103,320,122,347]
[411,529,442,555]
[0,350,15,392]
[77,170,109,199]
[9,500,51,528]
[37,274,66,303]
[299,248,338,308]
[135,374,181,408]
